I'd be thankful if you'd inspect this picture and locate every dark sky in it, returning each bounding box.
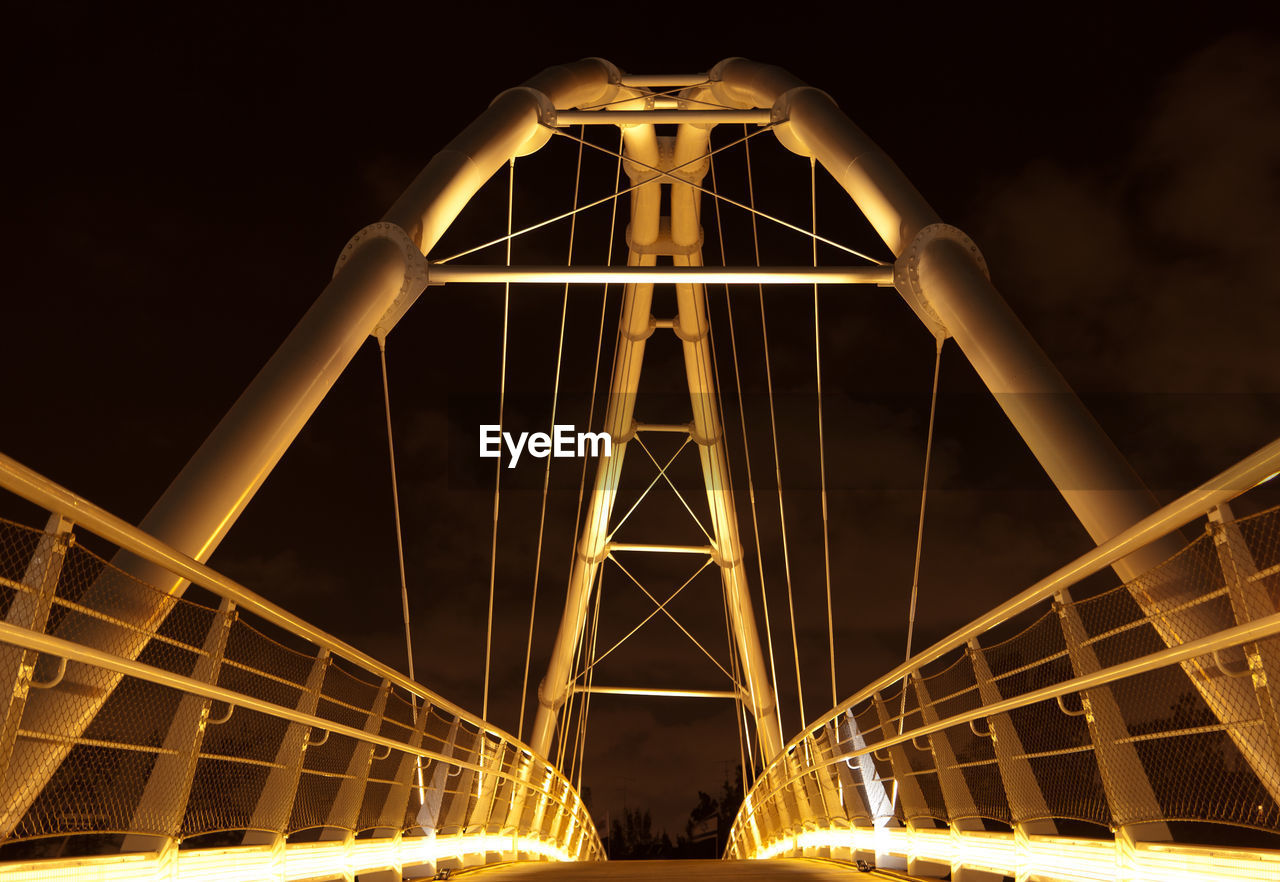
[4,4,1279,837]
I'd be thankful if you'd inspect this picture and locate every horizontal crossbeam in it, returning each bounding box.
[607,542,714,556]
[618,74,708,87]
[551,109,772,126]
[635,422,691,434]
[570,685,744,700]
[428,265,895,286]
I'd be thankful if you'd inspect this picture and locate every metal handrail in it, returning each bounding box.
[736,602,1280,827]
[0,620,571,804]
[0,450,525,756]
[767,435,1280,764]
[0,449,604,858]
[728,436,1280,851]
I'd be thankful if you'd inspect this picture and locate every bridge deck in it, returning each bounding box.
[451,859,913,880]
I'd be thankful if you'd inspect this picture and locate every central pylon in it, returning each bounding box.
[528,97,784,762]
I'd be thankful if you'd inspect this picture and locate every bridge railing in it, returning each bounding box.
[727,437,1280,880]
[0,452,603,880]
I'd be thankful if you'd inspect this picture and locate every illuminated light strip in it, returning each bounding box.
[0,619,598,830]
[0,833,578,882]
[551,110,772,126]
[1136,840,1280,882]
[427,265,896,286]
[570,685,743,699]
[1024,835,1114,882]
[738,826,1280,882]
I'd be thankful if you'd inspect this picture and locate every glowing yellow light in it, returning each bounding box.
[0,832,576,882]
[733,824,1280,882]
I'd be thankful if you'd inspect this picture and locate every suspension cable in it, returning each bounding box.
[606,438,693,542]
[557,129,623,770]
[580,82,735,112]
[573,556,714,681]
[890,335,944,812]
[374,331,426,805]
[556,597,587,770]
[570,566,604,790]
[722,571,752,788]
[436,126,769,265]
[745,131,807,729]
[902,335,945,673]
[811,158,838,709]
[709,148,782,762]
[633,437,713,542]
[608,554,736,682]
[375,333,417,685]
[706,147,773,757]
[518,129,585,742]
[579,573,603,790]
[567,128,624,589]
[482,158,514,722]
[552,127,886,265]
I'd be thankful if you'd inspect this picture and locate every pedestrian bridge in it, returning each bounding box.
[2,57,1280,882]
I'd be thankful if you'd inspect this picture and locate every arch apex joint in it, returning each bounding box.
[493,85,558,128]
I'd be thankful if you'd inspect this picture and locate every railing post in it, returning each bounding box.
[321,678,392,838]
[966,639,1058,882]
[243,647,331,846]
[120,597,236,853]
[364,700,431,882]
[500,750,535,859]
[912,671,1003,882]
[1054,590,1170,841]
[0,514,73,790]
[791,735,827,855]
[810,722,855,860]
[465,736,503,837]
[871,689,941,876]
[438,728,482,867]
[836,710,894,868]
[526,763,554,846]
[1209,503,1280,797]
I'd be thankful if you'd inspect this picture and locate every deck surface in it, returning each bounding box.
[441,858,914,880]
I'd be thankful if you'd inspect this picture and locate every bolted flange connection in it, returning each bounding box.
[333,222,432,337]
[893,223,989,342]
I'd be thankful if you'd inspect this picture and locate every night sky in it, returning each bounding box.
[5,5,1280,839]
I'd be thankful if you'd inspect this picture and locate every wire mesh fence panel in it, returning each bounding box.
[0,518,52,623]
[1113,661,1280,829]
[829,714,877,826]
[919,652,1007,824]
[0,505,604,861]
[183,753,276,836]
[1236,507,1280,578]
[290,731,359,833]
[219,620,315,709]
[850,698,900,823]
[8,662,148,838]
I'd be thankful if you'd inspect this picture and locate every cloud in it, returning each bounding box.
[969,33,1280,489]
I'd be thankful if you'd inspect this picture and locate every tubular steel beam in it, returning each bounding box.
[428,265,895,285]
[570,685,744,699]
[607,542,715,556]
[618,74,708,87]
[635,422,692,434]
[0,58,626,825]
[551,109,771,126]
